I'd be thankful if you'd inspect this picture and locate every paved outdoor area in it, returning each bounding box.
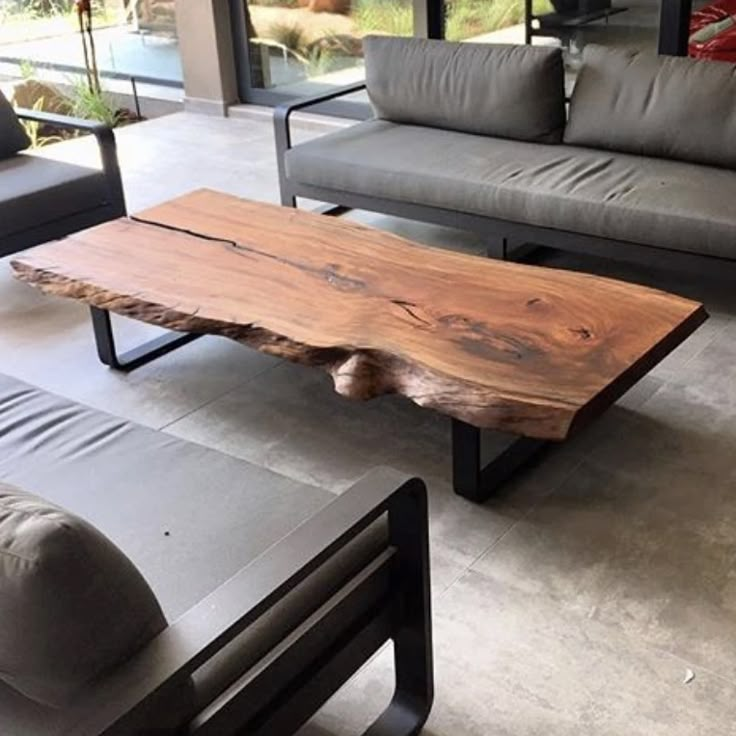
[2,111,736,734]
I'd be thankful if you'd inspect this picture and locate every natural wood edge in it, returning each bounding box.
[11,260,577,440]
[567,303,709,437]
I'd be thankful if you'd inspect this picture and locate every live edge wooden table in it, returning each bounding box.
[11,189,707,503]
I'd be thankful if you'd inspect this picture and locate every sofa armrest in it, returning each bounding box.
[273,82,366,205]
[273,81,366,152]
[15,108,126,215]
[62,466,431,736]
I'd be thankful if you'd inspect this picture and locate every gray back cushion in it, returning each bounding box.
[0,89,30,159]
[565,44,736,169]
[0,483,167,709]
[364,36,566,143]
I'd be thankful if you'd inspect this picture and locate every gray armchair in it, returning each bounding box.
[0,95,126,259]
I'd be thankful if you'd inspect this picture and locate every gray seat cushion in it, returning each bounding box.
[364,36,566,143]
[0,90,29,159]
[286,119,736,259]
[565,44,736,170]
[0,154,109,239]
[0,372,349,736]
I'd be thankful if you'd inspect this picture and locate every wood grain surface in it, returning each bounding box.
[11,189,707,440]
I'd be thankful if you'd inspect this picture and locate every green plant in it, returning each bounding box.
[1,0,71,22]
[19,59,37,80]
[251,0,301,7]
[31,0,72,16]
[267,22,308,52]
[444,0,551,40]
[352,0,413,36]
[19,98,64,149]
[69,76,121,126]
[304,46,337,77]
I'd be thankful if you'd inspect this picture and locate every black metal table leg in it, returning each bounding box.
[90,307,201,372]
[452,419,548,503]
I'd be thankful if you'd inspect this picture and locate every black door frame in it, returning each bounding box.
[231,0,692,110]
[658,0,693,54]
[230,0,442,113]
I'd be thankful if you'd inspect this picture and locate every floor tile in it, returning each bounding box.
[5,109,736,735]
[472,381,736,680]
[299,572,736,736]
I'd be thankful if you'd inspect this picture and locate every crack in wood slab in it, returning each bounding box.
[11,189,709,441]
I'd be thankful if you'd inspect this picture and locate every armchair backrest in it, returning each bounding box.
[0,89,30,159]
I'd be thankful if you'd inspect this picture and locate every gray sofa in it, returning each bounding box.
[275,39,736,272]
[0,373,432,736]
[0,90,126,259]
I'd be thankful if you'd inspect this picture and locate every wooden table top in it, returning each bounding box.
[11,189,707,440]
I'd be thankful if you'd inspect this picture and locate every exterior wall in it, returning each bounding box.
[175,0,239,115]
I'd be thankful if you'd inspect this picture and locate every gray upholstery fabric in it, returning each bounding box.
[0,89,29,159]
[0,483,166,707]
[565,44,736,169]
[0,154,108,239]
[286,120,736,259]
[364,36,566,143]
[0,373,385,736]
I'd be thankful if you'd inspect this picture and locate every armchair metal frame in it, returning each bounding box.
[2,109,126,259]
[61,468,433,736]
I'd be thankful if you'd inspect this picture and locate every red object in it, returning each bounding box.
[689,0,736,62]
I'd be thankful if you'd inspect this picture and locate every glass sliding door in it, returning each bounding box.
[0,0,182,86]
[232,0,416,104]
[443,0,544,43]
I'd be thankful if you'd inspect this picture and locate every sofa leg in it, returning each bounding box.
[281,191,297,208]
[486,238,508,260]
[363,481,434,736]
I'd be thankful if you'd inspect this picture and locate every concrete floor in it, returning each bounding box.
[4,111,736,734]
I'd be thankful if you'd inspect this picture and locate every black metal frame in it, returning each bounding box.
[452,420,548,503]
[3,109,127,259]
[90,307,201,372]
[62,468,433,736]
[658,0,694,55]
[524,0,628,47]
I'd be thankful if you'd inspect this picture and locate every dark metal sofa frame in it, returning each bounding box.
[61,468,433,736]
[1,109,127,259]
[273,82,734,503]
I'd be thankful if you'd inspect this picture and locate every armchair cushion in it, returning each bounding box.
[0,154,108,239]
[364,36,566,143]
[565,44,736,169]
[0,90,30,159]
[0,483,166,709]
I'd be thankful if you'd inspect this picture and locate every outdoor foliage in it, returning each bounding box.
[69,76,122,126]
[19,98,64,149]
[268,21,310,51]
[7,0,130,138]
[352,0,414,36]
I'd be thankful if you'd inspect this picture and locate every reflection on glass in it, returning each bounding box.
[445,0,550,41]
[0,0,182,84]
[244,0,412,91]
